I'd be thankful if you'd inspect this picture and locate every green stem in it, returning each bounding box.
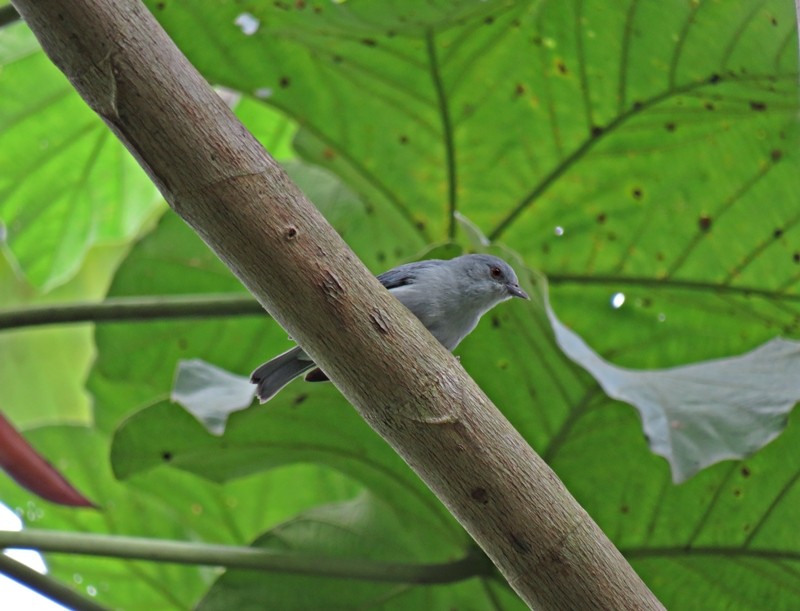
[0,529,493,585]
[0,294,264,330]
[0,552,109,611]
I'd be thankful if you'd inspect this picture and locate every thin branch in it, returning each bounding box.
[0,294,263,330]
[0,552,109,611]
[0,529,493,585]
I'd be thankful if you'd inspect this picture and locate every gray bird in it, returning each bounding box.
[251,254,529,403]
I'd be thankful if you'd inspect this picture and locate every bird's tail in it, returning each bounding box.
[250,346,315,403]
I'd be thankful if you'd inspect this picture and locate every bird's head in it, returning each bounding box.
[459,254,529,304]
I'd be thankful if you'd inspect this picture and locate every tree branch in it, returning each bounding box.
[0,529,493,585]
[0,552,109,611]
[0,294,262,330]
[11,1,664,608]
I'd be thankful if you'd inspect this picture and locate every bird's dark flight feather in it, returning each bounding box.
[377,260,441,290]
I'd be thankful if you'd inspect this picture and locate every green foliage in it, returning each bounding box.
[196,493,508,611]
[1,1,799,609]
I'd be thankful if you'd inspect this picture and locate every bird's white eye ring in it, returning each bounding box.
[490,266,502,279]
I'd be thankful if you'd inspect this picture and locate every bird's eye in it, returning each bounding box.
[490,266,503,279]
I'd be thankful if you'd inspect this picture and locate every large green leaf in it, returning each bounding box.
[0,425,360,610]
[149,0,799,366]
[5,0,800,609]
[0,243,131,426]
[0,24,162,290]
[460,273,800,611]
[197,493,516,611]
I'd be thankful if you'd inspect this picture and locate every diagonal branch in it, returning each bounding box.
[11,1,664,609]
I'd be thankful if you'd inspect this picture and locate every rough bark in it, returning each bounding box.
[11,1,665,609]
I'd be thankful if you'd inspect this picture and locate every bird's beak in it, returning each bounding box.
[507,283,530,300]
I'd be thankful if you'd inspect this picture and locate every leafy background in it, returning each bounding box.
[1,0,799,609]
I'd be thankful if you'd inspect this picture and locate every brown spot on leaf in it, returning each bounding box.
[361,38,377,47]
[773,228,783,239]
[665,122,676,132]
[591,125,604,137]
[741,466,751,477]
[620,504,629,514]
[632,188,643,200]
[596,213,607,224]
[708,73,721,84]
[771,149,783,162]
[279,76,291,88]
[556,60,567,74]
[793,252,800,263]
[749,100,767,111]
[698,215,712,232]
[162,451,173,462]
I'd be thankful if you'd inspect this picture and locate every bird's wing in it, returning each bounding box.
[377,260,441,290]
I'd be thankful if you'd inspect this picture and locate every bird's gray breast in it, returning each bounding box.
[388,283,479,351]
